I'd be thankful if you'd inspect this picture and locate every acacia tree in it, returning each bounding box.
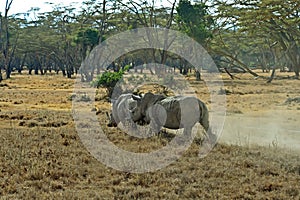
[175,0,214,78]
[30,4,80,78]
[212,0,300,79]
[115,0,178,75]
[176,0,213,45]
[0,0,14,81]
[2,3,83,77]
[20,13,59,75]
[1,0,181,80]
[76,0,113,81]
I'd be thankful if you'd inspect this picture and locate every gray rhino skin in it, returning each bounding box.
[108,93,140,127]
[131,92,211,137]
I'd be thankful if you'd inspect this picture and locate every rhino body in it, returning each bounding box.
[131,93,211,137]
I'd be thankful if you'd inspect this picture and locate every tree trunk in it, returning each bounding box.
[215,49,260,77]
[62,69,66,77]
[67,70,72,78]
[195,70,201,81]
[6,66,12,78]
[267,67,276,83]
[34,66,39,75]
[295,70,299,79]
[2,1,15,79]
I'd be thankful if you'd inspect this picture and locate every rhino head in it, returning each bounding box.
[130,92,166,123]
[130,94,143,122]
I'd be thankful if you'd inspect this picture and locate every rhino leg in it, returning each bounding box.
[147,104,166,134]
[183,127,193,137]
[198,101,210,132]
[107,112,118,127]
[148,121,161,136]
[200,119,209,133]
[206,127,217,144]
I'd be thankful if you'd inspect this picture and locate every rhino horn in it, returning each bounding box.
[132,94,141,101]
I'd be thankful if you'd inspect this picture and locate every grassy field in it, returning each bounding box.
[0,72,299,199]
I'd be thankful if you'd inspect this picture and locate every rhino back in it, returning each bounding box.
[157,97,182,129]
[141,93,166,116]
[158,96,203,129]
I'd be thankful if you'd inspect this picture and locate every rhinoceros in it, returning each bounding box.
[107,93,141,127]
[130,92,213,140]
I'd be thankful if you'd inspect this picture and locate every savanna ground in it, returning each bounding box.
[0,70,299,199]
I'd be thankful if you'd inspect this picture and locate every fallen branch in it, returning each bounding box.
[266,68,276,83]
[224,67,240,80]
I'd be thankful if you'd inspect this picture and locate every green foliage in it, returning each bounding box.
[91,70,123,88]
[75,28,99,47]
[211,0,300,77]
[3,0,300,80]
[176,0,213,44]
[91,65,129,96]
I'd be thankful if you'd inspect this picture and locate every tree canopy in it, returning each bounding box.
[0,0,299,81]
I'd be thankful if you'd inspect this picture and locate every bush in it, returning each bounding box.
[91,65,129,97]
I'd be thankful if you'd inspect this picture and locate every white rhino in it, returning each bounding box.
[130,92,213,140]
[107,93,141,127]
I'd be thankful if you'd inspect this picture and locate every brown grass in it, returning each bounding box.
[0,72,299,199]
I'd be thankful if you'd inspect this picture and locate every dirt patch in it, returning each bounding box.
[220,110,300,152]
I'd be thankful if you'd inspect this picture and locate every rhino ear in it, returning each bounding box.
[143,92,154,100]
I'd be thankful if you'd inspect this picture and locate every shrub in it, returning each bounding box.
[91,65,129,97]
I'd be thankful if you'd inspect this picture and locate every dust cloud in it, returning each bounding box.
[219,110,300,152]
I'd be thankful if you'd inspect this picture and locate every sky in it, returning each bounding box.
[0,0,173,18]
[0,0,83,16]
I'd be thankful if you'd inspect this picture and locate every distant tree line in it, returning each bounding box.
[0,0,299,82]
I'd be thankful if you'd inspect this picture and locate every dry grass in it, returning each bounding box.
[0,72,299,199]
